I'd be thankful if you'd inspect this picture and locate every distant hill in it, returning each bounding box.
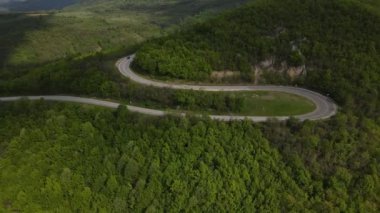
[0,0,248,12]
[0,0,251,66]
[0,0,80,11]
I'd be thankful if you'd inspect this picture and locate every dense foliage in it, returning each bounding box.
[134,0,380,118]
[0,101,379,212]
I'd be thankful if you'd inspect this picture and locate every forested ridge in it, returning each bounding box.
[134,0,380,118]
[0,101,379,212]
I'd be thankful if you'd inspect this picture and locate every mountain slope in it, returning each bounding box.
[134,0,380,117]
[0,0,250,66]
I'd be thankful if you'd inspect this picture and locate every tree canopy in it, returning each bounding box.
[0,101,379,212]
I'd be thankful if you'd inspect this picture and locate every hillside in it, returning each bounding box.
[134,0,380,118]
[0,0,249,66]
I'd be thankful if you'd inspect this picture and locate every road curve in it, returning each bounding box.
[115,55,338,121]
[0,55,338,122]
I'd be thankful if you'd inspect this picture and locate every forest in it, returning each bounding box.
[0,101,379,212]
[134,0,380,118]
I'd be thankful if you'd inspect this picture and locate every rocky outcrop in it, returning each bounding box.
[210,57,306,84]
[254,58,306,84]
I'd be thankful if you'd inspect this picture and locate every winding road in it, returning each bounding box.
[0,55,338,122]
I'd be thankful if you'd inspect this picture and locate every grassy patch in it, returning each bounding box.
[238,91,315,116]
[170,91,316,116]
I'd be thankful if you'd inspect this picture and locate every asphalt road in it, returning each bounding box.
[116,55,338,121]
[0,55,338,122]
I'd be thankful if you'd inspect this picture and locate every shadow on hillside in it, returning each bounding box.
[120,0,249,27]
[164,0,249,18]
[0,13,50,69]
